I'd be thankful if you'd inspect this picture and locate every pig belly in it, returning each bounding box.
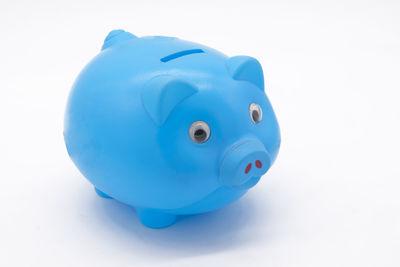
[168,187,248,215]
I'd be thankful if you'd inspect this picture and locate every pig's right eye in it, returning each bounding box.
[189,121,210,143]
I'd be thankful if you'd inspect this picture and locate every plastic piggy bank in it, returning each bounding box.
[64,30,281,228]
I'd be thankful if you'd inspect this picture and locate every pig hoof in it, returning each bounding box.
[136,208,176,228]
[94,187,112,199]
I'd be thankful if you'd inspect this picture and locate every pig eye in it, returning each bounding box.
[189,121,210,143]
[249,103,263,124]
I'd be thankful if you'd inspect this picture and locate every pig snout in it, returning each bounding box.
[219,139,271,189]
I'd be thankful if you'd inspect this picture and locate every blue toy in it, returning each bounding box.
[64,30,281,228]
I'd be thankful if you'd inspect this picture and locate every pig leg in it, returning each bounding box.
[136,208,176,228]
[94,187,112,199]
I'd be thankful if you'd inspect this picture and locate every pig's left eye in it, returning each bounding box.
[249,103,263,124]
[189,121,210,143]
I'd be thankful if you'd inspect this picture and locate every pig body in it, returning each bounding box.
[64,30,281,228]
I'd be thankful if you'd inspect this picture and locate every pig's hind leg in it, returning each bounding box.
[94,187,112,199]
[136,208,177,228]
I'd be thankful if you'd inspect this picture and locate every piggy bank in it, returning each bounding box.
[64,30,281,228]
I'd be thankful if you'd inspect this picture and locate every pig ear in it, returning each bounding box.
[141,75,198,126]
[226,56,264,91]
[101,29,136,50]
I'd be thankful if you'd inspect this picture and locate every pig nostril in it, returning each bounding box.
[255,160,262,168]
[245,163,252,174]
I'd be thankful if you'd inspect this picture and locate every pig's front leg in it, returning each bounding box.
[136,208,177,228]
[94,187,112,199]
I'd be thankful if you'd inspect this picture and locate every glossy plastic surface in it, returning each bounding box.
[64,29,281,228]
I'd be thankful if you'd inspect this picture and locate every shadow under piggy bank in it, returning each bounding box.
[88,188,268,259]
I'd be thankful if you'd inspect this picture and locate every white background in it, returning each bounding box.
[0,0,399,266]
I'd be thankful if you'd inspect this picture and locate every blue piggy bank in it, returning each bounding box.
[64,30,280,228]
